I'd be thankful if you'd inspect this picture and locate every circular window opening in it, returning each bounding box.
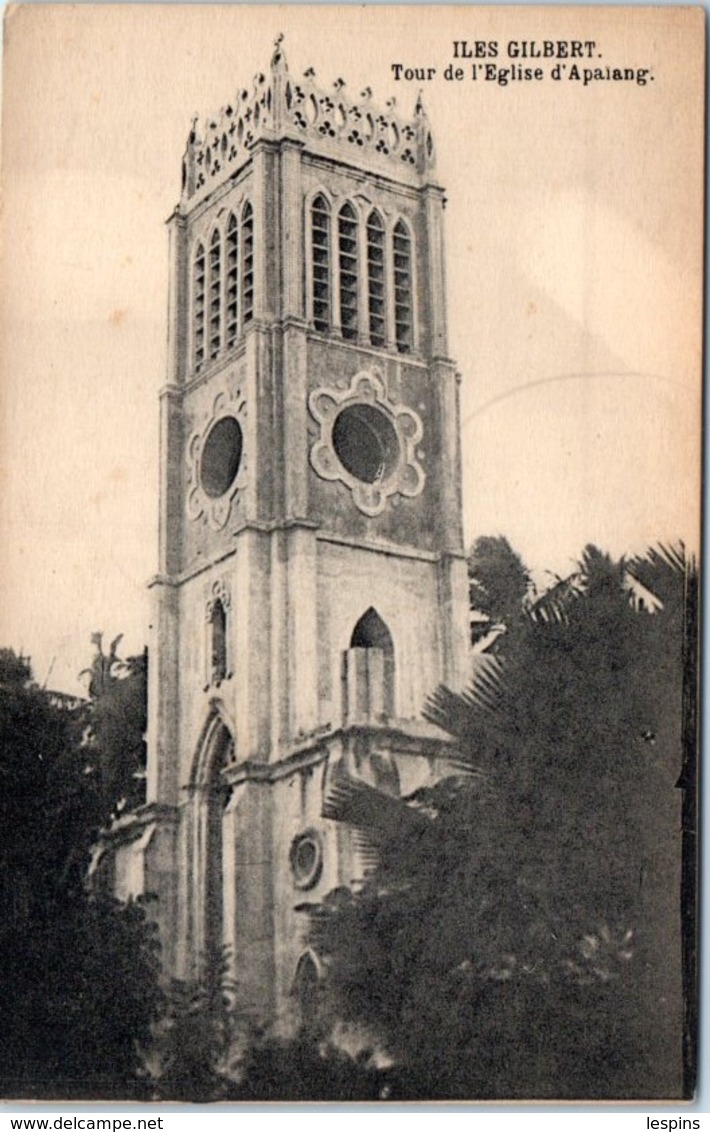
[332,403,400,485]
[289,830,323,890]
[200,416,243,499]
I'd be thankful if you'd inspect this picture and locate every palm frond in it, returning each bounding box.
[322,773,428,834]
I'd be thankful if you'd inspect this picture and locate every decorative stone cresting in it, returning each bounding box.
[182,35,435,205]
[308,369,425,517]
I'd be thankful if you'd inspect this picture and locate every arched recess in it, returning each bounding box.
[209,598,227,685]
[292,949,322,1029]
[190,710,235,969]
[351,607,393,653]
[343,607,395,721]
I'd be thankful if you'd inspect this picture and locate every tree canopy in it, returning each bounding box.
[301,543,695,1099]
[0,645,160,1099]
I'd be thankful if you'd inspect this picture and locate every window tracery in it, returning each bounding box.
[308,197,415,355]
[190,200,254,374]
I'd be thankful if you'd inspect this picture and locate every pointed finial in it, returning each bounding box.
[415,89,425,115]
[271,32,286,67]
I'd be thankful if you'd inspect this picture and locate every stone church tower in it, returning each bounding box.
[106,37,469,1026]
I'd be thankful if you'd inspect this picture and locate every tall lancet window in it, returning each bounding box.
[193,242,206,369]
[225,213,239,348]
[241,202,254,326]
[210,598,227,686]
[209,229,222,360]
[366,210,386,347]
[311,195,331,333]
[393,220,413,354]
[338,203,359,341]
[205,583,231,690]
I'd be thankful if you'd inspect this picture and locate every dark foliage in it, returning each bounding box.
[81,634,148,819]
[148,947,384,1102]
[303,544,694,1099]
[468,535,532,646]
[0,647,162,1099]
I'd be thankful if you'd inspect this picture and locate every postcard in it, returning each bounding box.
[0,5,703,1103]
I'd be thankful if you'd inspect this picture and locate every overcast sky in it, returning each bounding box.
[0,5,703,694]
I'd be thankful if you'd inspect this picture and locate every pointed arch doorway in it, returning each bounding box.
[191,712,235,972]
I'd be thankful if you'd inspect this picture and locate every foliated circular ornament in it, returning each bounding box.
[308,370,425,516]
[186,388,248,530]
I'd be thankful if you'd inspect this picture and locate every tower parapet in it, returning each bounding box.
[181,35,436,207]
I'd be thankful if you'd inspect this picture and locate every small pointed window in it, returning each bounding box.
[241,202,254,327]
[366,211,386,347]
[338,204,359,341]
[210,598,227,685]
[193,242,206,370]
[345,607,395,720]
[393,220,413,355]
[226,214,239,349]
[351,607,393,653]
[209,229,222,360]
[311,195,331,333]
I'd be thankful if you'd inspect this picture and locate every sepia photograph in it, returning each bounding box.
[0,4,703,1104]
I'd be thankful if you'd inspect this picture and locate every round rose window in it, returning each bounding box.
[200,416,243,499]
[289,829,323,890]
[332,403,400,485]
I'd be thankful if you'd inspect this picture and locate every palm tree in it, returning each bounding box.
[303,542,696,1099]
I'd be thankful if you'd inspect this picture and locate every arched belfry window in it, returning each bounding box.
[366,210,386,347]
[193,242,206,369]
[311,195,331,333]
[393,220,413,354]
[338,203,359,341]
[209,229,222,360]
[241,202,254,326]
[343,607,395,722]
[225,213,239,349]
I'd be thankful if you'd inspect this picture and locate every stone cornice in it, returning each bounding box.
[218,719,457,788]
